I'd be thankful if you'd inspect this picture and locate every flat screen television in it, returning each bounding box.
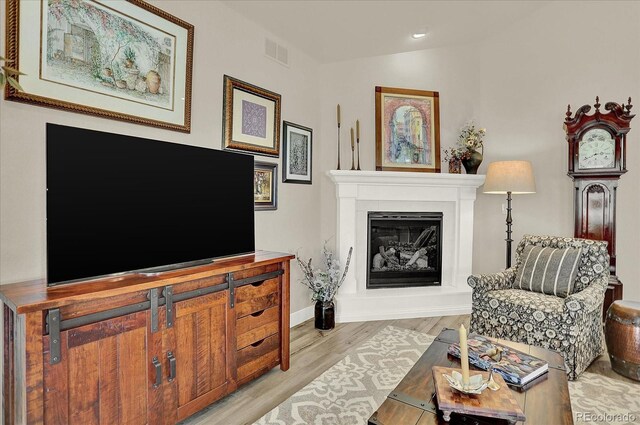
[46,124,255,286]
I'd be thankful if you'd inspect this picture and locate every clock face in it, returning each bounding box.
[578,129,615,169]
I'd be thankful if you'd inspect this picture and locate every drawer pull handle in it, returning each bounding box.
[152,356,162,388]
[250,280,264,287]
[251,309,266,317]
[251,338,266,347]
[167,351,176,382]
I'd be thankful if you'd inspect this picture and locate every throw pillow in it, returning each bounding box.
[514,245,582,298]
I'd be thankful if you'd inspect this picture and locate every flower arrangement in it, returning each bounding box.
[442,121,486,163]
[458,121,486,152]
[443,147,472,162]
[297,245,353,303]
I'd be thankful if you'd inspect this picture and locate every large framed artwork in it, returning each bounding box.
[282,121,312,184]
[254,161,278,211]
[375,86,441,172]
[5,0,194,132]
[223,75,281,157]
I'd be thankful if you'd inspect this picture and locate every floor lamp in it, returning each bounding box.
[483,161,536,269]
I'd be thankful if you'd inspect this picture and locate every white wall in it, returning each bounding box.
[318,1,640,302]
[0,0,321,315]
[472,1,640,301]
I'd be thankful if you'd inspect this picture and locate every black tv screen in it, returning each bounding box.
[46,124,255,285]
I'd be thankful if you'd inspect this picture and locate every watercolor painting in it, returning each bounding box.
[43,0,175,109]
[5,0,193,131]
[375,87,441,172]
[384,101,431,165]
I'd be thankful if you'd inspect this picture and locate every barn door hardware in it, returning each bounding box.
[47,308,61,365]
[164,286,174,328]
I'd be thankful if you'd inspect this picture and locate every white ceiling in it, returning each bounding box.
[223,1,549,63]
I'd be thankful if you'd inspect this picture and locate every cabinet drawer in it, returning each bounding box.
[237,333,280,382]
[236,278,279,302]
[237,306,279,349]
[232,263,280,281]
[235,278,279,318]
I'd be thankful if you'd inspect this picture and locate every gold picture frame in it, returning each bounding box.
[375,86,441,172]
[223,75,281,157]
[5,0,194,132]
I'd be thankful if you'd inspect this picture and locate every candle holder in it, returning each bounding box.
[350,143,356,170]
[336,123,341,170]
[356,137,361,170]
[443,369,489,395]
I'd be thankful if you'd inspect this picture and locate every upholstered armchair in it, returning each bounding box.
[468,234,609,380]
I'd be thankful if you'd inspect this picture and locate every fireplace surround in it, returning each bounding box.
[327,170,485,322]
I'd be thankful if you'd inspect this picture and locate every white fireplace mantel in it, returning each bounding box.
[327,170,485,322]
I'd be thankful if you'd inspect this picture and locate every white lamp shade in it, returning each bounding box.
[483,160,536,194]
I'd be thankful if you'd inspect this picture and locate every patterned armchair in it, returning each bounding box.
[468,235,609,380]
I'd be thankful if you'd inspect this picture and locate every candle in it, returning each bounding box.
[459,324,470,387]
[350,128,354,149]
[337,104,341,126]
[356,119,360,139]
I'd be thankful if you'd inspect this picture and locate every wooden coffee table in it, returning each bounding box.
[368,329,573,425]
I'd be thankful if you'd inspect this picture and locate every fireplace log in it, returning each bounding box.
[406,248,428,267]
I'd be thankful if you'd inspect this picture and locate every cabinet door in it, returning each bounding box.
[171,290,234,421]
[42,310,162,425]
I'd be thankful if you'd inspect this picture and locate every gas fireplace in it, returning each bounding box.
[367,212,443,289]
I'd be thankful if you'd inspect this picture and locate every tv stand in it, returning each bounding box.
[0,251,293,425]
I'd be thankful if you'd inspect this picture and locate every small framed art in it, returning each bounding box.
[254,161,278,211]
[282,121,312,184]
[375,86,441,172]
[223,75,281,157]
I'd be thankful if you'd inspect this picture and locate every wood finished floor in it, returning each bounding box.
[181,314,634,425]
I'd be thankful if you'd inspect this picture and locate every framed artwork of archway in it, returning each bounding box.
[375,86,441,173]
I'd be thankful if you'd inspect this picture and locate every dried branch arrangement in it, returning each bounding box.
[297,245,353,303]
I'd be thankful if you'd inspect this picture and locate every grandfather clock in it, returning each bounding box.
[564,97,634,316]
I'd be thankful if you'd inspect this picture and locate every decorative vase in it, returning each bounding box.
[462,150,483,174]
[124,68,140,90]
[146,70,161,94]
[314,300,335,330]
[448,159,462,174]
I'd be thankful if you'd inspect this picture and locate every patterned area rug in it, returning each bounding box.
[254,325,640,425]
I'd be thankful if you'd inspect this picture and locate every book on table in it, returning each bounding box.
[448,334,549,387]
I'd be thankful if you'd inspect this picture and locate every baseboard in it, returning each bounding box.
[290,305,314,327]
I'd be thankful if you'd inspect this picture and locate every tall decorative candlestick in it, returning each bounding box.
[336,104,341,170]
[356,119,361,170]
[350,127,356,170]
[459,324,470,388]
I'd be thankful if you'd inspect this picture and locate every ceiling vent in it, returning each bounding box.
[265,37,289,67]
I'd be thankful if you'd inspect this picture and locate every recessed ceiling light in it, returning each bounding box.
[412,32,427,39]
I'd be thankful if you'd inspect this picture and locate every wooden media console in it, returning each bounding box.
[0,251,294,425]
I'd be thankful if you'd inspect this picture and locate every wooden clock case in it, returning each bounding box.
[564,97,634,316]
